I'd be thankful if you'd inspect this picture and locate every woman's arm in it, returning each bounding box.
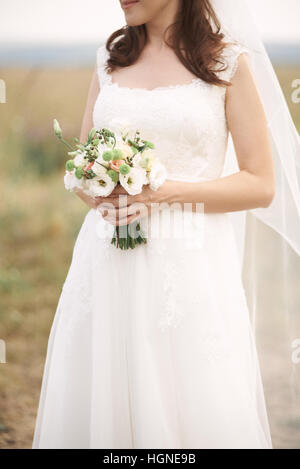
[102,54,276,225]
[75,66,100,209]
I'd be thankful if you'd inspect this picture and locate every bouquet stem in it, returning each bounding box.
[111,221,147,250]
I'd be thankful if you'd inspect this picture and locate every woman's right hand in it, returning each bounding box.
[75,189,98,209]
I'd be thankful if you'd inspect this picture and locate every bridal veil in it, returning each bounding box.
[214,0,300,445]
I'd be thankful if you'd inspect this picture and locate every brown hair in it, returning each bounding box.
[105,0,230,87]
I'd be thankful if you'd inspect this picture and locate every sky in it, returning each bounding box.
[0,0,300,45]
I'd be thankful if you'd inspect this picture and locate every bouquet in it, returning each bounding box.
[53,119,166,250]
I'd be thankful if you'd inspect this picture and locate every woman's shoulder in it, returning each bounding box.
[218,34,251,82]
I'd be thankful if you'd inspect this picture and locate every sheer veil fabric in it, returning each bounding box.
[214,0,300,442]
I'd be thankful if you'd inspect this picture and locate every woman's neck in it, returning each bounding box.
[145,0,179,50]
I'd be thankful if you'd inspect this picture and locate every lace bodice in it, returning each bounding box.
[93,42,246,182]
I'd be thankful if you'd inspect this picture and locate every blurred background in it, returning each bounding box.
[0,0,299,449]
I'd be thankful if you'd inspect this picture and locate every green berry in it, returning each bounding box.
[112,149,124,161]
[102,150,113,162]
[107,169,119,183]
[75,167,84,179]
[119,163,130,175]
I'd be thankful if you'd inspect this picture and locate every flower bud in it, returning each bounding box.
[66,160,75,171]
[53,119,62,138]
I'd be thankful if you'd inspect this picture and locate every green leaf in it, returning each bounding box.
[142,140,155,149]
[88,128,97,140]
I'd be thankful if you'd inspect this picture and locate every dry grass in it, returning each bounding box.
[0,176,87,448]
[0,65,299,449]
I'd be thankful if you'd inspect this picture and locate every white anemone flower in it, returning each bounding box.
[85,174,116,197]
[149,162,167,191]
[92,158,109,177]
[74,151,86,167]
[64,170,84,192]
[119,167,146,196]
[117,141,134,160]
[132,153,142,168]
[140,149,157,172]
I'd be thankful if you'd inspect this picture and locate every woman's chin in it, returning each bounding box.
[126,19,144,27]
[124,13,145,27]
[122,2,147,26]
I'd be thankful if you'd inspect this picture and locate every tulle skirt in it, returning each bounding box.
[33,208,272,449]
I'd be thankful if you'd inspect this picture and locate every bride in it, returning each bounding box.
[33,0,300,449]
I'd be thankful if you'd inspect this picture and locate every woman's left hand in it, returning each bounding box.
[95,181,173,226]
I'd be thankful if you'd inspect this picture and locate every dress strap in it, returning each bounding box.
[218,40,250,83]
[225,44,249,81]
[96,45,112,89]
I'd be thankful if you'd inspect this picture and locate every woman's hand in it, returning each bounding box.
[95,181,175,226]
[75,189,98,209]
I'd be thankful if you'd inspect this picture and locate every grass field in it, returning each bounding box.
[0,66,299,449]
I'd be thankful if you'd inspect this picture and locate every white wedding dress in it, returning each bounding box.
[33,43,272,449]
